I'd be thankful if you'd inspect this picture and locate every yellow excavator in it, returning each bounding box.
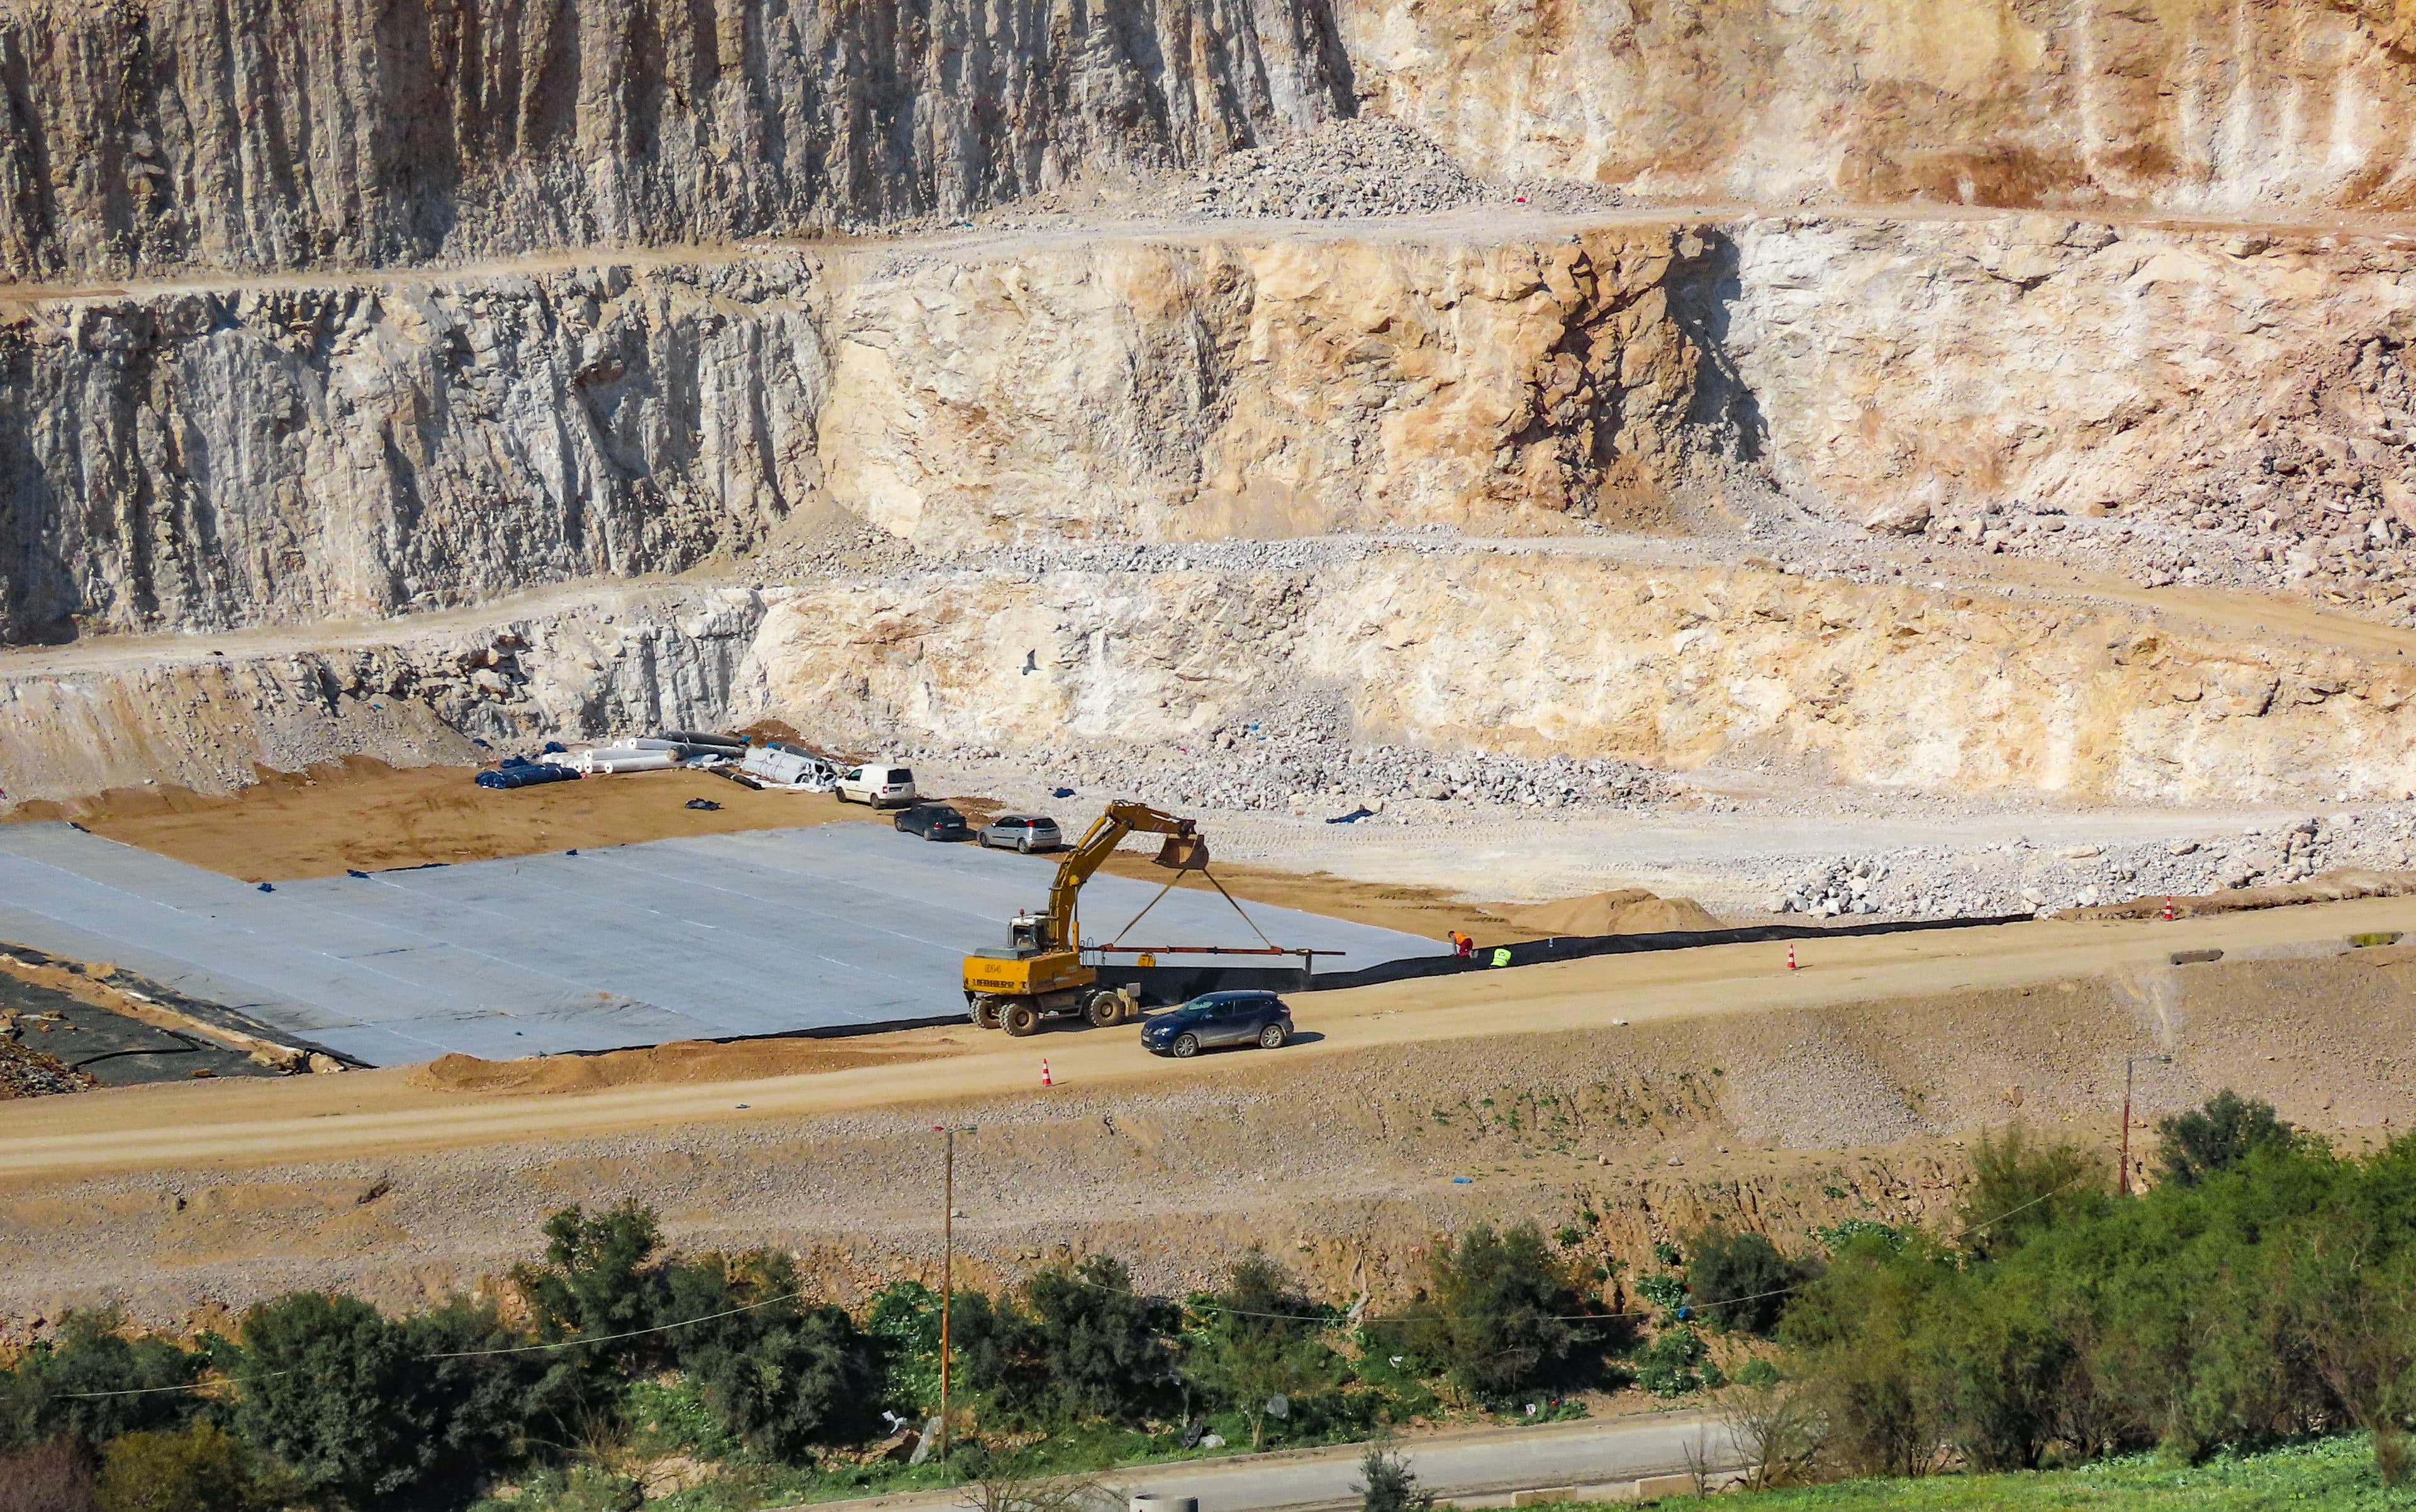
[962,800,1210,1036]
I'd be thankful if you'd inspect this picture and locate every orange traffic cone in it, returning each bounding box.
[2162,897,2176,921]
[1041,1059,1054,1088]
[1787,943,1798,971]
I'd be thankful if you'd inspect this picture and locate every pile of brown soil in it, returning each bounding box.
[1501,888,1726,936]
[406,1037,956,1095]
[6,756,920,882]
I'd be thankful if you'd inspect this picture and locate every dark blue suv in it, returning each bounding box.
[1139,990,1293,1058]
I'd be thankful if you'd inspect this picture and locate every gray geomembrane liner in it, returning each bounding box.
[0,822,1446,1066]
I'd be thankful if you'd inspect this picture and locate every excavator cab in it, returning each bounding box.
[1007,911,1053,955]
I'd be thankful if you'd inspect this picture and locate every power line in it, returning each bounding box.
[43,1172,2100,1399]
[48,1288,815,1399]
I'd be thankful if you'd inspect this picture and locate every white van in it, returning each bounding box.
[836,762,918,808]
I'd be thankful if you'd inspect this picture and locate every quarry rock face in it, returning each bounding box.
[10,213,2416,642]
[0,0,1349,277]
[0,588,763,800]
[10,0,2416,283]
[1343,0,2416,211]
[0,227,1724,639]
[735,556,2416,805]
[8,0,2416,815]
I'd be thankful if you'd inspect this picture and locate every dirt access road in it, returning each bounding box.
[8,895,2408,1182]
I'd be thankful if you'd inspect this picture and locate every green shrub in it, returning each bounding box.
[0,1309,201,1454]
[1955,1124,2106,1260]
[1394,1223,1609,1399]
[1633,1326,1708,1397]
[226,1291,434,1504]
[1684,1228,1822,1336]
[2156,1089,2295,1189]
[864,1280,943,1413]
[1633,1272,1688,1323]
[1023,1257,1175,1423]
[513,1201,664,1359]
[392,1296,545,1494]
[1353,1438,1433,1512]
[949,1257,1174,1427]
[1184,1252,1340,1448]
[661,1252,882,1459]
[1779,1228,1959,1477]
[93,1420,280,1512]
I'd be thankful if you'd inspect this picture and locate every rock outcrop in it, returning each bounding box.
[14,210,2416,644]
[9,0,2416,284]
[0,225,1725,641]
[735,553,2416,804]
[0,0,1350,278]
[0,587,763,800]
[1344,0,2416,211]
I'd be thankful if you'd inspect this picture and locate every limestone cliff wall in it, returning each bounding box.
[10,0,2416,283]
[1342,0,2416,212]
[816,225,1727,544]
[0,0,1349,278]
[0,587,763,800]
[0,258,826,639]
[1727,214,2416,518]
[9,549,2412,804]
[738,555,2416,803]
[0,225,1724,641]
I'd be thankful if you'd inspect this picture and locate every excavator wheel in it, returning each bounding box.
[1083,990,1123,1029]
[1003,1001,1042,1037]
[970,997,1003,1030]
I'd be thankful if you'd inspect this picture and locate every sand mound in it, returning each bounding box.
[1501,888,1724,936]
[408,1037,951,1094]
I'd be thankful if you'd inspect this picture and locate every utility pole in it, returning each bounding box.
[2120,1054,2172,1196]
[934,1124,971,1465]
[937,1124,953,1464]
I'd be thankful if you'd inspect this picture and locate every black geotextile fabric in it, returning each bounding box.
[1302,912,2033,992]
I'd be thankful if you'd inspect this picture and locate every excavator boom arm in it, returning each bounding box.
[1046,800,1202,953]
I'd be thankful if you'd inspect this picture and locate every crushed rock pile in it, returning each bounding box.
[1769,807,2416,919]
[921,737,1675,816]
[1161,118,1621,221]
[0,1035,91,1097]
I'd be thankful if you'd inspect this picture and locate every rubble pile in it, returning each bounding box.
[1769,809,2416,919]
[919,734,1675,816]
[1168,118,1486,220]
[0,1033,92,1097]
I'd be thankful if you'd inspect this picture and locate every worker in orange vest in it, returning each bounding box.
[1449,930,1475,960]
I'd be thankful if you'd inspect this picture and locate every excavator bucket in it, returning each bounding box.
[1153,832,1211,870]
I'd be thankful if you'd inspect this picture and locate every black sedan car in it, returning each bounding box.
[1139,990,1293,1058]
[893,803,970,841]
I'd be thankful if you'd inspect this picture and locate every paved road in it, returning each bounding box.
[796,1414,1737,1512]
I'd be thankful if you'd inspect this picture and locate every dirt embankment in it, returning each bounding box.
[1499,890,1726,936]
[407,1039,957,1095]
[6,927,2410,1332]
[2,757,898,881]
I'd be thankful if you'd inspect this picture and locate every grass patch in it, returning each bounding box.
[1521,1433,2402,1511]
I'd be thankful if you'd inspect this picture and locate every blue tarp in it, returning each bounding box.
[475,764,581,790]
